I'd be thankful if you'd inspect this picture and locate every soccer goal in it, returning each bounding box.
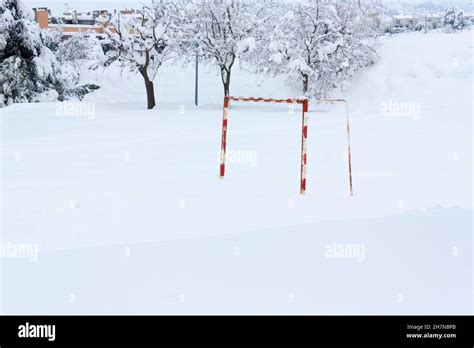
[219,96,353,196]
[309,99,353,196]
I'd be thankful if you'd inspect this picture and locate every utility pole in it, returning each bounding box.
[195,52,199,106]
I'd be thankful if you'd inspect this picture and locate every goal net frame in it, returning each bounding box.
[219,96,353,196]
[309,99,353,196]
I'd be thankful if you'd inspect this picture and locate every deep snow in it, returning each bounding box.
[0,30,472,314]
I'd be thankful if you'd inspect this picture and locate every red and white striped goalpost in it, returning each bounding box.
[219,96,353,196]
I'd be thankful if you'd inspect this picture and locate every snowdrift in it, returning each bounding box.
[1,30,472,314]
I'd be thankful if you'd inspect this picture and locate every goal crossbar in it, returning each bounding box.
[219,96,353,196]
[227,96,308,104]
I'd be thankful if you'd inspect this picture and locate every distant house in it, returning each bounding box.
[425,14,442,29]
[59,10,95,25]
[392,15,418,28]
[391,12,473,30]
[32,7,130,38]
[32,7,50,29]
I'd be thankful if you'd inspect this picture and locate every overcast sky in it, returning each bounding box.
[25,0,472,15]
[26,0,147,13]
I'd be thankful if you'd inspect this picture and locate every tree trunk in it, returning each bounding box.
[224,70,231,97]
[221,68,231,97]
[140,49,156,110]
[145,79,156,110]
[140,69,156,110]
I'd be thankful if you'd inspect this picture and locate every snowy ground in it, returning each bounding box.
[1,30,472,314]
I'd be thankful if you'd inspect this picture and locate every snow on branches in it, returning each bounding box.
[443,7,468,32]
[0,0,63,106]
[262,0,378,98]
[97,2,179,109]
[0,0,101,107]
[177,0,271,97]
[1,0,382,108]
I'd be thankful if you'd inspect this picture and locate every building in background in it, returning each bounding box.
[33,7,50,29]
[392,14,418,28]
[32,7,137,37]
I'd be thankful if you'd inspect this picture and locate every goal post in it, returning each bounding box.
[309,99,353,196]
[219,96,309,194]
[219,96,353,196]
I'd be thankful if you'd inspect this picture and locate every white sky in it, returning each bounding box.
[25,0,472,15]
[26,0,149,13]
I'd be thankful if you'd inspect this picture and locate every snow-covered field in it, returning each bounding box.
[1,30,472,314]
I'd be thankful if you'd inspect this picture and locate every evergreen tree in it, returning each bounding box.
[0,0,64,106]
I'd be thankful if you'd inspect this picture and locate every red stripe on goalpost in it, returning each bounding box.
[219,96,230,179]
[228,96,307,104]
[219,96,354,196]
[300,99,309,194]
[219,96,308,194]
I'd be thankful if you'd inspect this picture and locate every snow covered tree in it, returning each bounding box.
[0,0,65,106]
[443,7,467,32]
[444,8,456,31]
[54,34,103,100]
[96,2,179,110]
[414,17,433,33]
[263,1,341,96]
[262,0,377,97]
[178,0,268,97]
[57,34,104,67]
[0,0,100,106]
